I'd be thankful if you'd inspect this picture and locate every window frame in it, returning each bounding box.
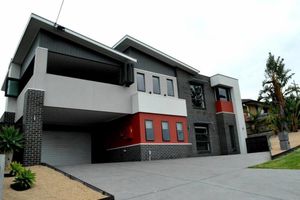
[152,76,161,94]
[145,120,154,141]
[137,72,146,92]
[167,79,175,97]
[190,83,206,110]
[5,77,20,97]
[161,121,170,141]
[216,87,231,101]
[176,122,184,142]
[194,125,211,153]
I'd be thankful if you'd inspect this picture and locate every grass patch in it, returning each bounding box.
[251,148,300,169]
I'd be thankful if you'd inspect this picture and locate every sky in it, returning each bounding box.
[0,0,300,115]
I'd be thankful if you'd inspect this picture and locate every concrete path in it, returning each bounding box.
[59,153,300,200]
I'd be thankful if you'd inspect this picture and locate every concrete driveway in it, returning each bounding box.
[59,152,300,200]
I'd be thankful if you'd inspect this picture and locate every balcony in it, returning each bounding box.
[131,92,187,116]
[43,74,136,114]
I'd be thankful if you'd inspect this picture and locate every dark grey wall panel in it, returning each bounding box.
[124,47,176,76]
[176,69,221,156]
[39,31,122,66]
[216,113,240,154]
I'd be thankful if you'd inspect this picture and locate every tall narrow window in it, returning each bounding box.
[161,121,170,141]
[176,122,184,141]
[137,73,145,92]
[229,125,237,152]
[145,120,154,141]
[194,125,210,152]
[190,84,206,109]
[167,79,174,96]
[153,76,161,94]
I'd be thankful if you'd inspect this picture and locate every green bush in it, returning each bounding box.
[9,161,24,176]
[11,168,36,191]
[0,126,24,153]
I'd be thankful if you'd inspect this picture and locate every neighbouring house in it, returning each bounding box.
[242,99,271,135]
[1,14,247,166]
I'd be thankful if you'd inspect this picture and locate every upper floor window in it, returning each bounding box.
[167,79,174,96]
[5,78,19,97]
[137,73,145,92]
[145,120,154,141]
[190,84,206,109]
[216,87,230,101]
[176,122,184,141]
[161,121,170,141]
[153,76,161,94]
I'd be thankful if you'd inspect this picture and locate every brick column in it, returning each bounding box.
[23,89,44,166]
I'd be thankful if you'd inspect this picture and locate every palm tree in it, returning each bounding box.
[285,96,300,132]
[258,53,294,150]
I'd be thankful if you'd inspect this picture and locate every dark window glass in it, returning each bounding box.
[167,79,174,96]
[176,122,184,141]
[153,76,161,94]
[216,87,230,101]
[137,73,145,92]
[5,79,19,97]
[195,125,210,152]
[145,120,154,141]
[229,125,237,152]
[161,121,170,141]
[190,84,206,109]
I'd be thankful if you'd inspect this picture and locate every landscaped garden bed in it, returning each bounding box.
[4,165,108,200]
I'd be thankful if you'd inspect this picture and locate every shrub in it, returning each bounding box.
[11,168,36,191]
[9,161,24,176]
[0,126,24,153]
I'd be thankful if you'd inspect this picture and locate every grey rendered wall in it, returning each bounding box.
[20,35,40,76]
[124,47,176,76]
[176,69,221,156]
[216,113,240,154]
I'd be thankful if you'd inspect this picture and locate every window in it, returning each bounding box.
[145,120,154,141]
[167,79,174,96]
[229,125,237,152]
[190,84,206,109]
[161,121,170,141]
[176,122,184,141]
[216,87,230,101]
[195,125,210,152]
[153,76,161,94]
[5,78,19,97]
[137,73,145,92]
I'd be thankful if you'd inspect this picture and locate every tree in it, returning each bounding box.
[258,53,294,150]
[285,95,300,132]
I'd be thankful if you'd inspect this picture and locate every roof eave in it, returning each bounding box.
[12,14,137,66]
[113,35,200,75]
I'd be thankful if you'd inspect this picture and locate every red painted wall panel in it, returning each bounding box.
[216,100,234,113]
[106,113,189,149]
[138,113,188,143]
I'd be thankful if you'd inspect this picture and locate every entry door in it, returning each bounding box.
[195,126,210,153]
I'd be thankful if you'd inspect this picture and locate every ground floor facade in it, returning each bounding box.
[2,86,244,166]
